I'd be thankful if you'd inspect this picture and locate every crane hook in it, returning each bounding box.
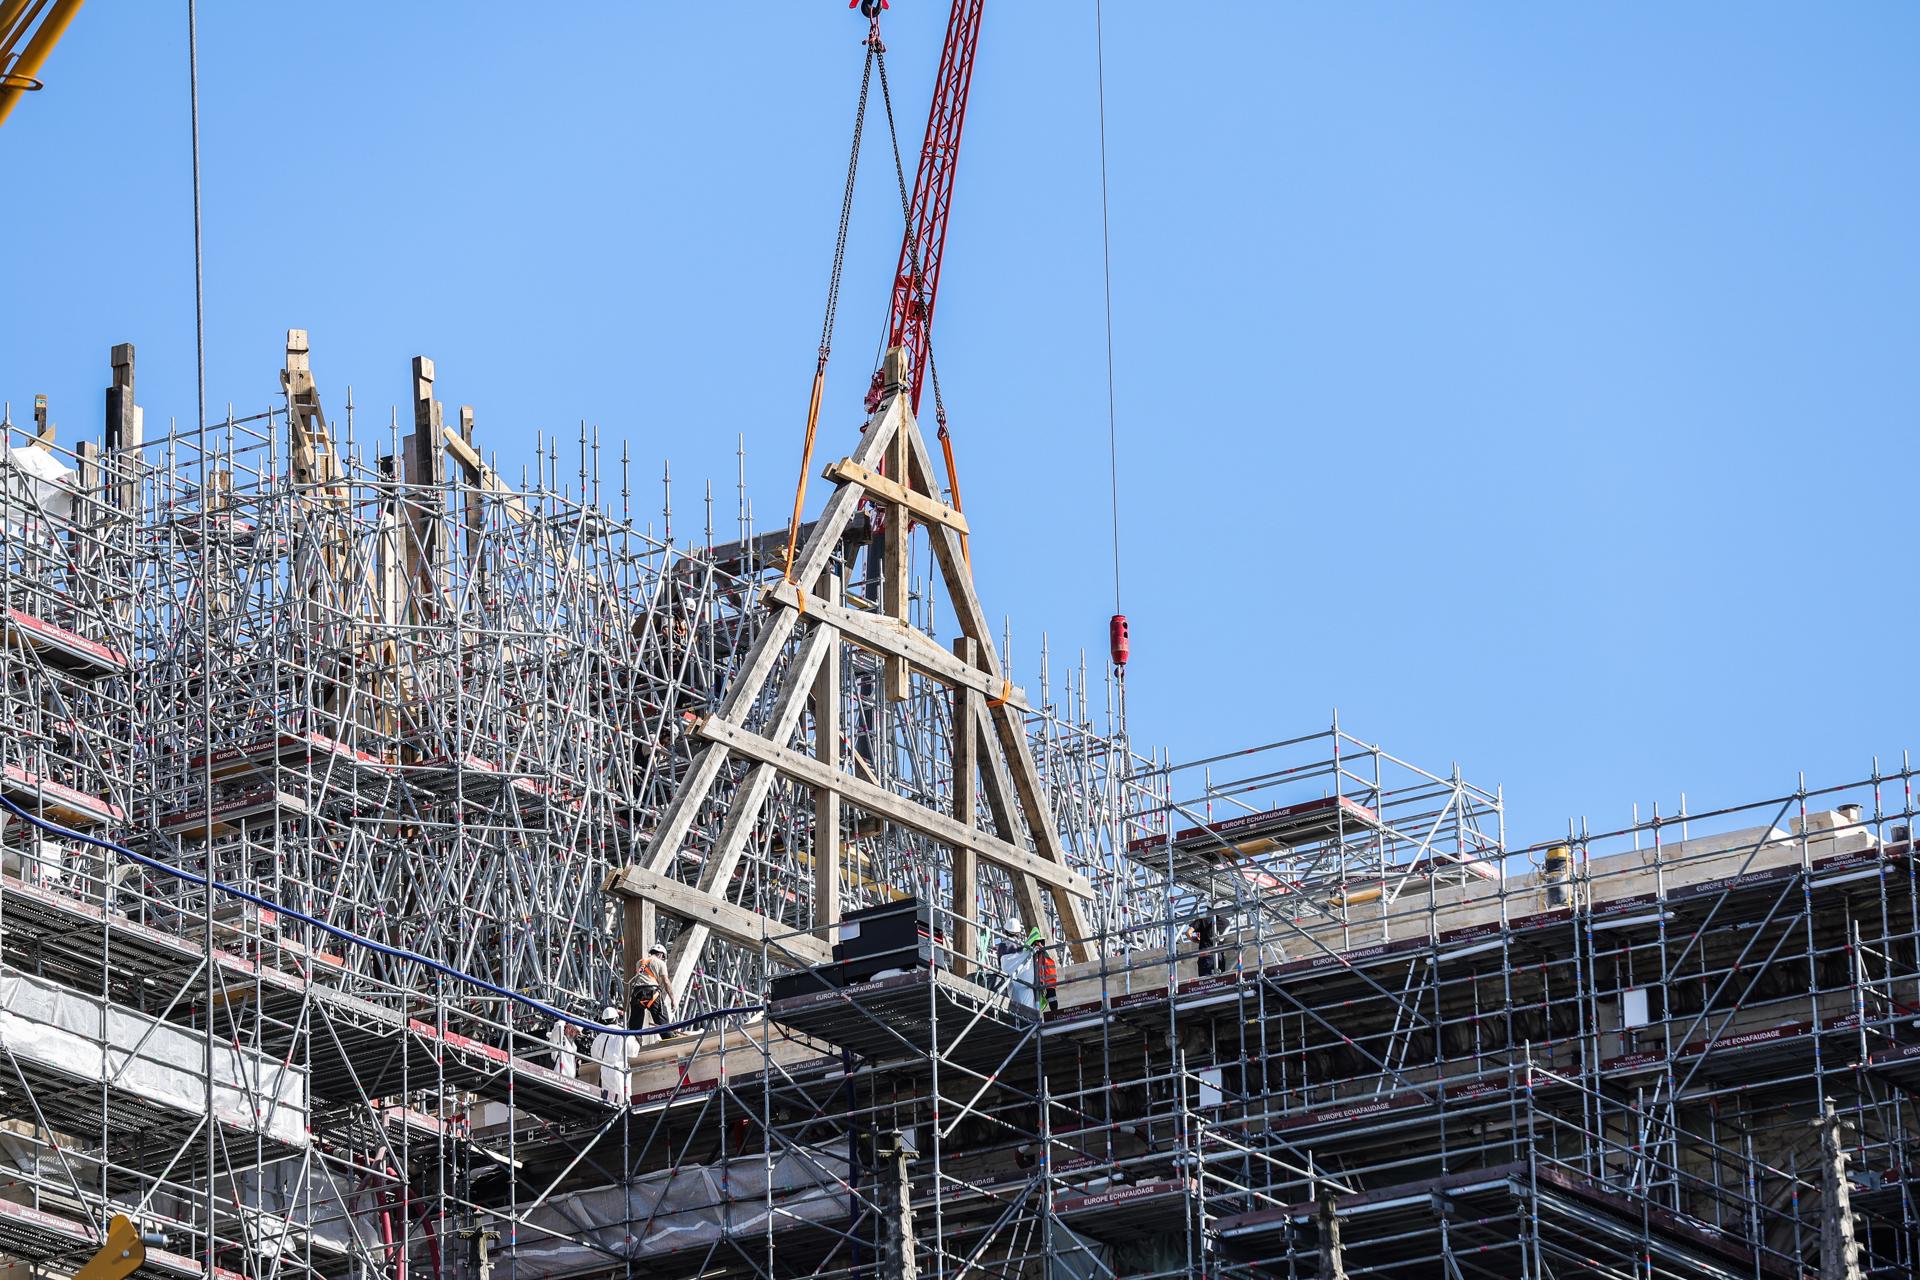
[853,0,888,47]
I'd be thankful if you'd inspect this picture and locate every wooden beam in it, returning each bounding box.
[882,424,909,702]
[661,760,778,994]
[951,635,980,976]
[404,356,445,624]
[824,458,969,535]
[459,405,484,570]
[604,865,833,969]
[763,581,1028,712]
[440,422,484,476]
[696,713,1093,899]
[968,693,1050,940]
[813,575,843,932]
[443,424,630,616]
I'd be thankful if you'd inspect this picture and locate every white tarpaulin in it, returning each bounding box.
[0,970,308,1147]
[0,441,77,530]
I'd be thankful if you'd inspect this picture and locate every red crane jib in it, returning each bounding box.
[878,0,984,416]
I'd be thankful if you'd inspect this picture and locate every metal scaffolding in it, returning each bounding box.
[0,337,1912,1280]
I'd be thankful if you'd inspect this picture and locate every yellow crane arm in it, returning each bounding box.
[0,0,86,128]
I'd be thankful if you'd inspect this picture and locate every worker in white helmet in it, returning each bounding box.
[544,1014,580,1079]
[631,942,679,1039]
[588,1005,630,1100]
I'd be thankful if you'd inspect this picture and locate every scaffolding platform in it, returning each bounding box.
[1213,1164,1525,1267]
[1531,1165,1803,1280]
[156,786,315,840]
[1214,1150,1807,1280]
[191,730,393,784]
[0,968,309,1155]
[0,764,124,828]
[302,986,613,1122]
[0,871,611,1126]
[1211,1161,1780,1280]
[0,1195,241,1280]
[768,965,1039,1064]
[1052,1177,1196,1241]
[409,753,515,800]
[2,606,128,677]
[1130,795,1380,863]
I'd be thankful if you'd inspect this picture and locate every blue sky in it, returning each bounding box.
[4,4,1916,844]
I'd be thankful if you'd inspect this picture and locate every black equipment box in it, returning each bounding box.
[832,898,944,983]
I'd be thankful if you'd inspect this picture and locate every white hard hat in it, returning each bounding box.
[648,943,667,957]
[601,1005,621,1022]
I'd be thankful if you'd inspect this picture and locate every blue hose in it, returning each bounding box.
[0,791,761,1038]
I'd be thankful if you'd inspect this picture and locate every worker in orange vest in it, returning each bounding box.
[1025,925,1058,1014]
[630,943,679,1039]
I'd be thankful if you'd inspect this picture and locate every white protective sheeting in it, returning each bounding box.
[0,441,77,530]
[503,1150,850,1278]
[0,971,308,1147]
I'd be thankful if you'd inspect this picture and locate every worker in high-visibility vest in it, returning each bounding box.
[1024,925,1058,1014]
[630,942,679,1038]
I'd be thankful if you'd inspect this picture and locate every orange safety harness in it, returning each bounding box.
[635,957,669,1009]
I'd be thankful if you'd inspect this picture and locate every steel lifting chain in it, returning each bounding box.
[783,40,878,588]
[821,47,876,365]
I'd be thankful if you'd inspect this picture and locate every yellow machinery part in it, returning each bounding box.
[0,0,87,128]
[75,1214,146,1280]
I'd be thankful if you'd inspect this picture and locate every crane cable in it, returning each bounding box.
[1095,0,1122,614]
[782,38,878,592]
[872,42,968,570]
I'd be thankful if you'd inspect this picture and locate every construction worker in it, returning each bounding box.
[588,1005,630,1100]
[630,942,678,1038]
[543,1015,579,1079]
[1025,925,1058,1014]
[1543,844,1573,907]
[1191,915,1219,977]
